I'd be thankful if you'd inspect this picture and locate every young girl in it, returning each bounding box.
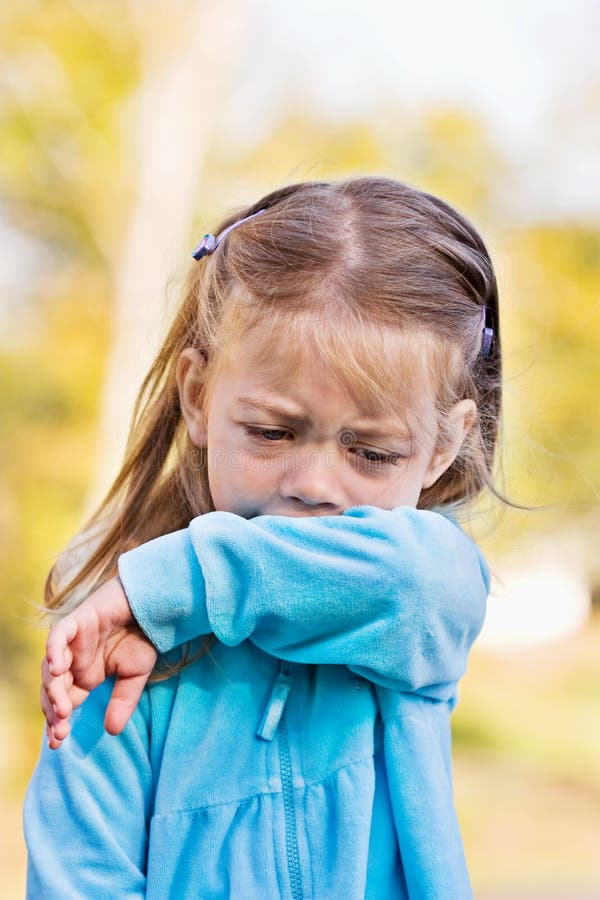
[25,177,500,899]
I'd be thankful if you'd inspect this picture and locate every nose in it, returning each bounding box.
[279,447,344,511]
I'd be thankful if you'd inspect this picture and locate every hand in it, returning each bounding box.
[41,576,157,749]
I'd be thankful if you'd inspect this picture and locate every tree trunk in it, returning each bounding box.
[93,0,250,501]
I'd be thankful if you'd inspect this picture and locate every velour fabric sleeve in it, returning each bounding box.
[23,679,152,899]
[118,505,489,703]
[376,688,473,898]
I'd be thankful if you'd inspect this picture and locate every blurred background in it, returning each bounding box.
[1,0,599,896]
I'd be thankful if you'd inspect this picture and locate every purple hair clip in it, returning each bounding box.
[480,305,494,357]
[192,209,266,260]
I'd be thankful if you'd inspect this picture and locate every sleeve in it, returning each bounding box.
[375,688,473,897]
[23,680,153,899]
[118,505,489,702]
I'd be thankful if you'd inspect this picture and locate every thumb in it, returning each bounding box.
[104,673,150,735]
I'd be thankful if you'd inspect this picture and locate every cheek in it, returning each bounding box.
[362,460,430,509]
[208,447,278,500]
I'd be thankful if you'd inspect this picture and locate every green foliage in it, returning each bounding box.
[0,1,135,697]
[200,106,502,229]
[0,270,109,693]
[501,224,600,511]
[0,0,140,259]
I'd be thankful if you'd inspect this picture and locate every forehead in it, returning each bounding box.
[216,313,439,426]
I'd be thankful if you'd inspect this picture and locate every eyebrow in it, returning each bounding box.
[235,397,412,441]
[351,424,413,442]
[235,396,307,422]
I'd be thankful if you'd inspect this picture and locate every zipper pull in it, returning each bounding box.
[256,667,292,741]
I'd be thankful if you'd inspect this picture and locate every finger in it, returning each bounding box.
[42,657,74,719]
[46,722,69,750]
[40,684,62,728]
[46,616,79,676]
[68,611,103,686]
[48,714,71,742]
[47,683,90,742]
[44,681,90,748]
[66,683,91,714]
[104,674,150,736]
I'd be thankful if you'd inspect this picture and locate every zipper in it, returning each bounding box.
[256,663,304,899]
[278,703,304,900]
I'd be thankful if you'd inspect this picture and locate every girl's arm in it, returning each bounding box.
[45,505,488,742]
[120,504,488,699]
[25,679,153,898]
[375,687,474,897]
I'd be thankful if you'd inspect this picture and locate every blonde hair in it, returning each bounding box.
[46,177,501,627]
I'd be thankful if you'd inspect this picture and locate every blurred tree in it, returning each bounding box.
[0,0,140,696]
[0,0,139,262]
[500,223,600,515]
[203,106,503,225]
[95,0,254,496]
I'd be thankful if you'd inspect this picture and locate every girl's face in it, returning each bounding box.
[179,330,474,518]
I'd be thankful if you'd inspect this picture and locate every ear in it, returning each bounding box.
[176,348,208,447]
[421,399,476,489]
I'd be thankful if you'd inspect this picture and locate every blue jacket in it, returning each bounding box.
[24,505,488,899]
